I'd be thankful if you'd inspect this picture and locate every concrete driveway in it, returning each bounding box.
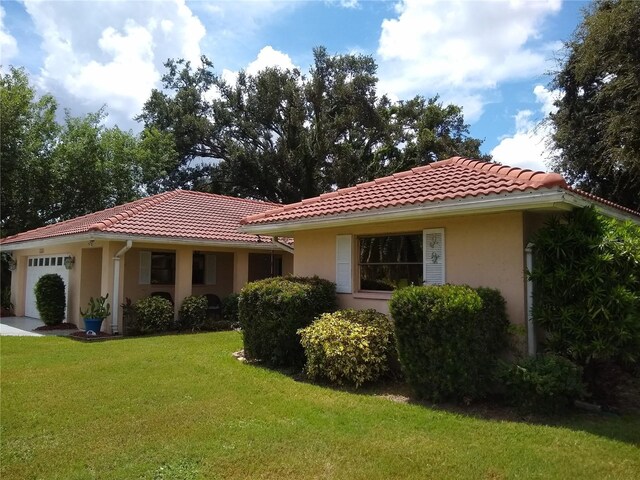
[0,317,77,336]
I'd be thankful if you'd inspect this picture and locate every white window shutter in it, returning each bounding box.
[423,229,445,285]
[205,254,217,285]
[336,235,352,293]
[139,251,151,285]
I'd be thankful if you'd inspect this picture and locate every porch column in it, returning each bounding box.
[174,248,193,318]
[233,251,249,293]
[11,255,27,317]
[100,242,118,333]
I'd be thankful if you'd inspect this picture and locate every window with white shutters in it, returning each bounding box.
[423,228,445,285]
[336,235,353,293]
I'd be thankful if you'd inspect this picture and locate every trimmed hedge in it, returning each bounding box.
[239,276,337,367]
[134,296,174,334]
[389,284,509,402]
[34,274,66,325]
[498,354,586,413]
[299,309,395,387]
[530,207,640,367]
[222,293,240,325]
[177,295,208,331]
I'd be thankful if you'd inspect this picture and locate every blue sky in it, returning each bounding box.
[1,0,589,171]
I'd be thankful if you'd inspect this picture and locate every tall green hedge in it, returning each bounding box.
[389,284,509,402]
[34,274,66,325]
[239,276,337,368]
[530,207,640,367]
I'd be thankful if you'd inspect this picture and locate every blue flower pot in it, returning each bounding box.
[84,318,103,334]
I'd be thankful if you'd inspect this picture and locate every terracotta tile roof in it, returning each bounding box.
[241,157,639,225]
[1,191,283,246]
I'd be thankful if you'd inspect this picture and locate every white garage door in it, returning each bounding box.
[25,255,70,320]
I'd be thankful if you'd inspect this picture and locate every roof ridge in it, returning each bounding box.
[178,189,282,207]
[452,156,568,187]
[0,194,163,243]
[87,191,180,231]
[240,160,451,225]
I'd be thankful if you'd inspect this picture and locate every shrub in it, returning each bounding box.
[299,309,395,387]
[134,296,174,334]
[121,298,140,336]
[222,293,240,325]
[239,276,337,367]
[530,207,640,368]
[498,355,586,413]
[1,286,13,313]
[34,274,66,325]
[475,287,510,356]
[390,284,509,402]
[177,295,208,331]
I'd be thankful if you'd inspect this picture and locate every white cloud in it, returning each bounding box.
[377,0,561,120]
[246,46,296,75]
[326,0,360,8]
[203,46,297,103]
[533,84,561,115]
[0,6,18,66]
[491,85,560,171]
[23,0,206,128]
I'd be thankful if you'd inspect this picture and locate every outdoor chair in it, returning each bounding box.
[205,293,222,319]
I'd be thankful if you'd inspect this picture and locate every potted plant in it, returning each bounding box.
[80,294,111,334]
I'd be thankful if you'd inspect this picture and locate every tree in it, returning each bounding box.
[139,47,488,203]
[550,0,640,210]
[0,67,59,236]
[1,68,176,234]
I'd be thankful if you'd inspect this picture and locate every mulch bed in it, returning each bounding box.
[34,323,79,331]
[68,330,119,342]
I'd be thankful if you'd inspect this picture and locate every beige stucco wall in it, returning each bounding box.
[79,247,103,315]
[293,211,529,325]
[6,235,288,332]
[8,241,112,325]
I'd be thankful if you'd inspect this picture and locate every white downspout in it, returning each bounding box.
[525,243,536,356]
[112,240,133,334]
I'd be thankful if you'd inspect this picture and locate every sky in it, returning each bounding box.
[1,0,590,172]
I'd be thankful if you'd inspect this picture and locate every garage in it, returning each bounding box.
[25,255,70,320]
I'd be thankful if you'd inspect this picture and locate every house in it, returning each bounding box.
[240,157,640,354]
[1,190,293,333]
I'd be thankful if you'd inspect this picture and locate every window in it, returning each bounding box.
[248,253,282,282]
[192,253,217,285]
[355,229,445,292]
[359,234,423,291]
[139,251,176,285]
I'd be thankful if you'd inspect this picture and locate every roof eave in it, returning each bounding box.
[240,189,639,235]
[0,232,280,252]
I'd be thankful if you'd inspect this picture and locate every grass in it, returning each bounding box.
[1,332,639,479]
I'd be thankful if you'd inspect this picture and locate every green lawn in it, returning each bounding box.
[1,332,638,479]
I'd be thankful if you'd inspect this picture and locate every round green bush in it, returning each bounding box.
[498,354,586,413]
[34,274,66,325]
[134,296,174,333]
[239,276,337,367]
[390,284,509,402]
[299,309,395,387]
[177,295,208,331]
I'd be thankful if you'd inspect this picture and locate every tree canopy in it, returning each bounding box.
[550,0,640,210]
[0,67,177,236]
[139,47,489,203]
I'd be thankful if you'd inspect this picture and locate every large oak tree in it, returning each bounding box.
[139,47,489,203]
[550,0,640,210]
